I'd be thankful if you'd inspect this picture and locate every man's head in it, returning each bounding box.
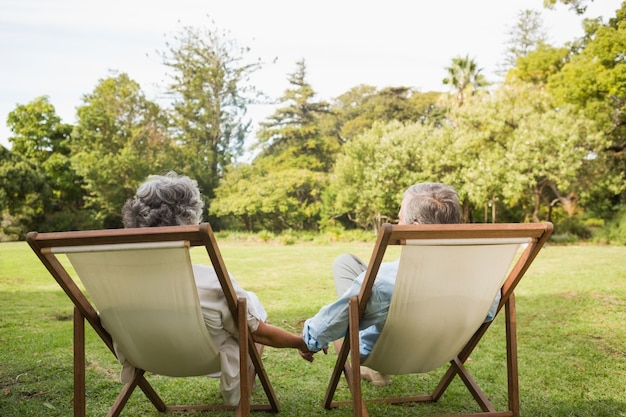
[399,182,461,225]
[122,171,204,228]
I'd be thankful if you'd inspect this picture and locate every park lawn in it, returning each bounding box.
[1,240,625,417]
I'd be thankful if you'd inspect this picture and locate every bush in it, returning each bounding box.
[554,217,592,240]
[593,209,626,245]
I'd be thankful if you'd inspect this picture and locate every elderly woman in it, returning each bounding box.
[122,171,310,406]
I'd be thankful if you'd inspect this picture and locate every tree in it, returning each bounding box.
[330,121,439,231]
[499,9,548,76]
[331,85,444,141]
[442,55,490,106]
[547,3,626,206]
[71,73,173,226]
[210,163,327,232]
[447,83,615,223]
[506,42,570,85]
[0,146,49,240]
[6,96,87,231]
[162,22,262,203]
[255,60,337,172]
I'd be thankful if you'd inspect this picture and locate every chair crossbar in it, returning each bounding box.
[48,240,189,254]
[404,237,531,246]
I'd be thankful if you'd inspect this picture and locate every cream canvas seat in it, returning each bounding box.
[27,223,279,417]
[323,222,553,417]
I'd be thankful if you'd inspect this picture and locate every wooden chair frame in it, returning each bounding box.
[27,223,280,417]
[323,222,553,417]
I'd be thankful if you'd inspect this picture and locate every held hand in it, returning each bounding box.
[298,345,328,362]
[299,349,315,362]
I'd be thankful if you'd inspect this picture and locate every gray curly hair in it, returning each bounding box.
[402,182,461,224]
[122,171,204,228]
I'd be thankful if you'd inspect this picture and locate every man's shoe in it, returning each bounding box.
[359,366,392,387]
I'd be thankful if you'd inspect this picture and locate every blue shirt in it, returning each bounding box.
[302,260,501,361]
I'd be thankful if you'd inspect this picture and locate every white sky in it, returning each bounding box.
[0,0,623,150]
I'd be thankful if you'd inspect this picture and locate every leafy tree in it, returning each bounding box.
[162,22,262,203]
[330,121,439,231]
[0,146,49,239]
[547,4,626,205]
[6,96,87,231]
[442,55,490,106]
[507,42,570,85]
[71,73,173,227]
[448,83,615,223]
[331,85,444,141]
[255,60,338,172]
[210,162,327,232]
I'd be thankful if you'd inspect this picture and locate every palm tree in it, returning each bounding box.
[442,55,490,106]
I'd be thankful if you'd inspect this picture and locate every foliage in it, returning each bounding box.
[543,0,593,14]
[70,73,174,227]
[593,207,626,244]
[449,83,614,222]
[162,21,262,203]
[330,121,439,231]
[210,162,328,232]
[330,85,444,141]
[255,60,338,172]
[507,42,570,85]
[0,146,49,239]
[499,9,547,75]
[5,96,87,234]
[1,7,625,234]
[547,4,626,206]
[442,54,490,106]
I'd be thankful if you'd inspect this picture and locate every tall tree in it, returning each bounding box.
[499,9,548,76]
[162,22,262,202]
[442,55,490,106]
[255,59,337,172]
[71,73,173,227]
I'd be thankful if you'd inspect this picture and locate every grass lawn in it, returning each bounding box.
[1,239,625,416]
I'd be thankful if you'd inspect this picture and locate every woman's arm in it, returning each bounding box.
[252,321,307,350]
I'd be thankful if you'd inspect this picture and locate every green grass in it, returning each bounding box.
[1,240,625,416]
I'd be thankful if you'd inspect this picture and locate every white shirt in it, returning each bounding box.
[192,264,267,406]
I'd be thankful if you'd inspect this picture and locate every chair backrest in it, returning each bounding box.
[363,237,529,374]
[53,240,221,377]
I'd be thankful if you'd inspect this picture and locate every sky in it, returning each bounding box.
[0,0,623,151]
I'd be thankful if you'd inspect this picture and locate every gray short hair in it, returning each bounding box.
[402,182,461,224]
[122,171,204,228]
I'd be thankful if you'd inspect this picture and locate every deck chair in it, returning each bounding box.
[26,223,279,417]
[323,222,553,417]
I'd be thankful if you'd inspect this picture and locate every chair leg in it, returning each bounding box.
[237,298,251,417]
[505,293,520,417]
[74,307,86,417]
[348,297,368,417]
[323,339,350,409]
[450,357,495,412]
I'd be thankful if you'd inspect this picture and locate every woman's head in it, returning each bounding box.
[122,171,204,228]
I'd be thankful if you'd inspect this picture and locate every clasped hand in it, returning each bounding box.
[298,345,328,362]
